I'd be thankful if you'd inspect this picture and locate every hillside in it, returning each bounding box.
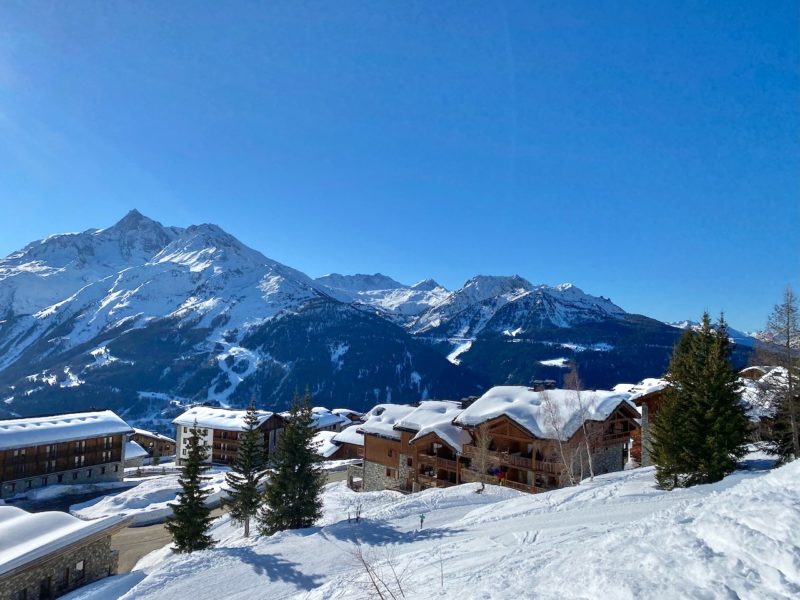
[63,455,798,599]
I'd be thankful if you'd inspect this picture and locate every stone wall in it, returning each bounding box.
[1,462,124,500]
[0,536,118,600]
[591,443,626,475]
[362,460,399,492]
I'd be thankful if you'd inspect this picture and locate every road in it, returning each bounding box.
[112,469,350,572]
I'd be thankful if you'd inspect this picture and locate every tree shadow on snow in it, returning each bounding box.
[225,546,324,590]
[324,518,463,546]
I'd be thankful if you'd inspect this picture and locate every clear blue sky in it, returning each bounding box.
[1,1,798,331]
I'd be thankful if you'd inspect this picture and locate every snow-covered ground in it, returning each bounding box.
[62,453,799,599]
[70,470,229,526]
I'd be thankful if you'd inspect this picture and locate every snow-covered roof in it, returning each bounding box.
[396,401,471,453]
[358,404,416,440]
[173,406,275,430]
[454,386,635,441]
[311,407,349,430]
[331,408,363,420]
[125,440,149,460]
[0,505,128,576]
[133,428,176,443]
[392,401,470,453]
[311,431,340,458]
[628,378,670,404]
[333,424,364,447]
[0,410,133,451]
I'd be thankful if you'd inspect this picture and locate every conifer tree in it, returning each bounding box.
[224,403,265,537]
[257,390,325,535]
[166,421,214,552]
[651,313,749,488]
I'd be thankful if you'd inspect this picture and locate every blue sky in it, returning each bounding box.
[0,1,798,331]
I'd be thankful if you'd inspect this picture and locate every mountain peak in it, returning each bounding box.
[315,273,406,293]
[411,278,444,291]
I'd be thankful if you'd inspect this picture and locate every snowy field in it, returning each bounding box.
[64,455,799,599]
[70,470,229,526]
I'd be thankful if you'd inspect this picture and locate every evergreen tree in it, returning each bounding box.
[224,403,265,537]
[166,421,214,552]
[651,313,749,488]
[257,390,325,535]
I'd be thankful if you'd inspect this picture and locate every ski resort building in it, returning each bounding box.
[131,428,177,460]
[310,407,351,432]
[356,404,416,492]
[0,410,133,500]
[629,379,670,467]
[173,406,284,466]
[0,505,129,600]
[396,401,470,491]
[455,387,639,492]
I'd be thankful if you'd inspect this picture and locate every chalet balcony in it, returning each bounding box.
[417,452,458,472]
[460,468,544,494]
[462,447,563,475]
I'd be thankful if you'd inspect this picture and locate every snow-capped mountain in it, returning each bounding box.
[0,211,754,426]
[410,276,625,338]
[314,273,448,324]
[668,320,758,348]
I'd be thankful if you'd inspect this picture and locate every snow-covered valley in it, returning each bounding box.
[62,453,798,600]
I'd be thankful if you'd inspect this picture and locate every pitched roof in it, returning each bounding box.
[0,410,133,451]
[358,404,416,441]
[133,428,176,443]
[394,400,471,453]
[454,386,635,441]
[0,506,127,576]
[311,430,340,458]
[332,424,364,447]
[173,406,275,430]
[125,440,149,461]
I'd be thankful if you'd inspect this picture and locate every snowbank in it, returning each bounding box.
[63,454,797,600]
[70,470,228,526]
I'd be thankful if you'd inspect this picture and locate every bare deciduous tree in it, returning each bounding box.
[540,389,576,486]
[472,422,493,493]
[566,365,596,481]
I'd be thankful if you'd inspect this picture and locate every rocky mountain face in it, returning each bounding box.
[0,211,753,429]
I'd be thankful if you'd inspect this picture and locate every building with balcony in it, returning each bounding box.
[131,428,177,461]
[455,386,640,493]
[0,410,133,500]
[173,406,284,466]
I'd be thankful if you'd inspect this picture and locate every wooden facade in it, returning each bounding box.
[0,434,125,498]
[177,414,285,466]
[131,431,176,459]
[408,431,460,489]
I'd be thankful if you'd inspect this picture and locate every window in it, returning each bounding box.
[63,567,70,586]
[182,449,187,455]
[386,467,392,477]
[114,465,119,472]
[183,427,187,433]
[41,477,48,486]
[75,560,85,581]
[39,577,51,598]
[407,458,412,467]
[26,480,32,489]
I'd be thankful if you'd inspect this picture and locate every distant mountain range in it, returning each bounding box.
[0,210,756,429]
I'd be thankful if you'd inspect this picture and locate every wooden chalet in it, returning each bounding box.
[629,379,670,467]
[173,406,284,466]
[455,387,640,493]
[131,428,177,460]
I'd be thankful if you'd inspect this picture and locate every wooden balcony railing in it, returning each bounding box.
[462,446,563,475]
[417,453,458,471]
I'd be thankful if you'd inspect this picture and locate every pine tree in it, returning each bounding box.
[762,287,800,462]
[224,403,265,537]
[166,421,214,552]
[651,313,749,488]
[257,390,325,535]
